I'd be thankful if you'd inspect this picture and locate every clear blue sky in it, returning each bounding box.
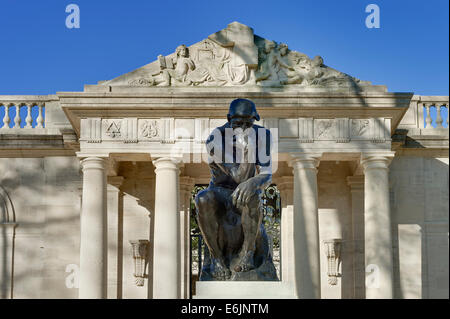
[0,0,448,95]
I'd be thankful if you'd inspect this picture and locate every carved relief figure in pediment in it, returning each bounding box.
[205,22,258,86]
[255,40,365,87]
[114,23,373,88]
[145,22,259,87]
[283,53,322,85]
[184,40,231,86]
[305,56,363,86]
[256,41,291,84]
[153,44,196,86]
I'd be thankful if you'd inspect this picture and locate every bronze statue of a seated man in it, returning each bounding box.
[195,98,278,281]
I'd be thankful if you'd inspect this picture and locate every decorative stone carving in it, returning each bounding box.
[323,239,342,285]
[140,120,159,139]
[105,120,121,138]
[254,39,367,87]
[127,23,258,87]
[205,22,257,85]
[255,41,294,86]
[314,119,335,140]
[129,240,150,287]
[351,119,370,137]
[105,22,371,89]
[156,45,196,86]
[128,77,154,87]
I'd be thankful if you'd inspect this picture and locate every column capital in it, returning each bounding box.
[360,152,395,171]
[288,153,322,170]
[80,157,107,171]
[152,157,183,173]
[76,151,110,159]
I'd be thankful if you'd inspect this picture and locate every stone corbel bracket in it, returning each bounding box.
[323,239,342,285]
[60,128,80,151]
[129,240,150,287]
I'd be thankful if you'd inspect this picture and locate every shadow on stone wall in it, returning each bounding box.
[391,156,449,299]
[0,157,81,298]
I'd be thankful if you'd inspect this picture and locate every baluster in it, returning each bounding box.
[424,103,433,128]
[417,101,425,128]
[3,104,11,129]
[25,103,33,128]
[435,103,444,128]
[36,103,45,128]
[14,103,22,128]
[446,104,449,128]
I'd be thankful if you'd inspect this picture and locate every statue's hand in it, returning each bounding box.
[231,179,257,208]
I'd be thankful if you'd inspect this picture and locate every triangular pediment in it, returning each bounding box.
[101,21,373,89]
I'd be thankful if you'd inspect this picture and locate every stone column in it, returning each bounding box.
[107,176,124,299]
[275,176,294,285]
[179,176,194,299]
[289,153,321,299]
[361,153,395,299]
[152,157,181,299]
[79,157,108,299]
[347,175,365,299]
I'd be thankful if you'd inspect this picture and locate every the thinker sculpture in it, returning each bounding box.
[194,98,278,281]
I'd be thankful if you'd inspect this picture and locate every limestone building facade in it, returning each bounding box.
[0,22,448,299]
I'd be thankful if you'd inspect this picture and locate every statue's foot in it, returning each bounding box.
[211,259,231,280]
[234,250,255,272]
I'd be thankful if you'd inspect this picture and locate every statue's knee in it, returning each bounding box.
[247,192,261,207]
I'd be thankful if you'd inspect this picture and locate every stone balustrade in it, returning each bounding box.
[0,95,64,133]
[0,95,77,157]
[0,101,45,129]
[390,95,449,152]
[397,95,449,134]
[420,97,449,129]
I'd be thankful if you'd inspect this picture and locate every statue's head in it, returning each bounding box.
[312,55,324,67]
[227,98,260,130]
[278,43,288,56]
[176,45,188,57]
[264,41,276,53]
